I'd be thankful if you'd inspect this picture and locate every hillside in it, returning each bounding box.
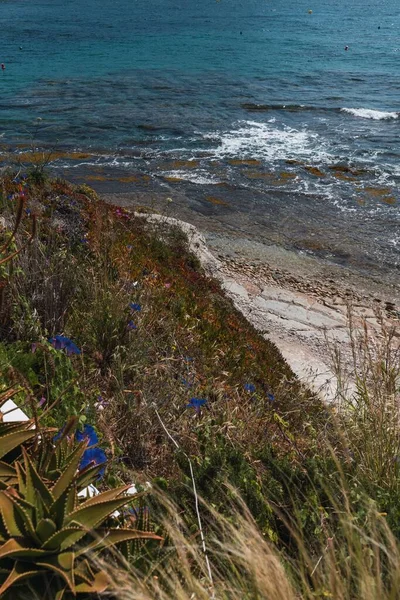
[0,169,399,599]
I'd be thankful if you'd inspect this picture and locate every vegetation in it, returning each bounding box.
[0,167,399,598]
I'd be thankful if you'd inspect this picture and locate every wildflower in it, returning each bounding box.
[79,447,107,478]
[49,335,81,355]
[267,393,275,402]
[244,383,256,393]
[130,302,141,312]
[25,208,31,215]
[94,395,108,411]
[164,282,172,289]
[127,320,137,330]
[127,244,133,250]
[38,397,46,407]
[31,343,37,353]
[186,397,206,413]
[75,424,98,447]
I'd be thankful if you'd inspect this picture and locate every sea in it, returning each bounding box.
[1,0,399,280]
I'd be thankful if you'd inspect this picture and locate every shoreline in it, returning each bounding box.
[132,210,399,401]
[100,189,400,303]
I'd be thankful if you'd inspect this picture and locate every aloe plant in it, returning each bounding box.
[0,389,37,488]
[0,442,161,598]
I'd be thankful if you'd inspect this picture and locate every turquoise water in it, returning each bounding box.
[1,0,399,274]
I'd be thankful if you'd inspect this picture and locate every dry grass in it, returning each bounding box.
[94,486,400,600]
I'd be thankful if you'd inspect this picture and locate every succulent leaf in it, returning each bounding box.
[66,495,134,529]
[0,429,36,460]
[0,538,50,559]
[0,491,22,536]
[74,569,110,594]
[51,484,76,528]
[10,496,41,544]
[42,527,88,552]
[37,552,75,592]
[23,448,54,507]
[75,462,105,489]
[36,518,57,543]
[52,442,87,500]
[0,462,17,479]
[0,561,42,596]
[78,485,130,508]
[77,528,162,556]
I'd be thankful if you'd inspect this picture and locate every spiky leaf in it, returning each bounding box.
[66,486,132,529]
[0,538,50,559]
[0,491,22,536]
[36,518,57,543]
[37,552,75,592]
[42,527,88,552]
[0,429,36,460]
[74,569,110,594]
[23,449,54,507]
[0,462,17,479]
[77,527,162,555]
[0,561,41,596]
[51,484,76,528]
[51,442,87,500]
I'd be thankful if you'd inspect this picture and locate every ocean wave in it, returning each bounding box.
[160,169,221,185]
[209,121,332,162]
[341,108,399,120]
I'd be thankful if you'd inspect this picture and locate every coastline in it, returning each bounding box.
[99,188,400,299]
[130,208,399,401]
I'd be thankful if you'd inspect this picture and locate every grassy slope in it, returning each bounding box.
[1,171,400,598]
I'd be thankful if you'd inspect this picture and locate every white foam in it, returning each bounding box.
[341,108,399,120]
[388,235,400,249]
[161,169,221,185]
[207,120,331,162]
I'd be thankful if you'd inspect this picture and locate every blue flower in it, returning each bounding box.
[186,398,206,413]
[76,424,98,447]
[49,335,81,355]
[267,393,275,402]
[127,245,133,250]
[127,320,137,330]
[244,383,256,393]
[130,302,141,312]
[79,447,107,478]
